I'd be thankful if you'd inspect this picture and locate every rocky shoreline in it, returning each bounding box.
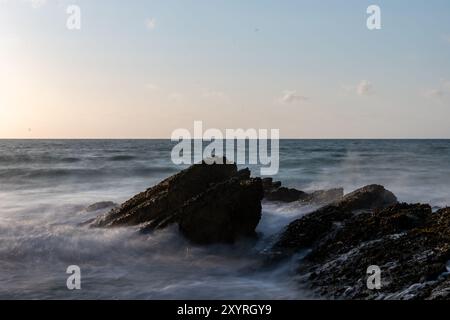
[84,159,450,300]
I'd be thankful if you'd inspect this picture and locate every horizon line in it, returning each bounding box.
[1,137,450,140]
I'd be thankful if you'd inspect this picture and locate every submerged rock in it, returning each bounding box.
[88,158,263,244]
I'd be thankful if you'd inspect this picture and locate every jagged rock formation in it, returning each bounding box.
[88,159,263,244]
[262,177,343,205]
[272,185,450,300]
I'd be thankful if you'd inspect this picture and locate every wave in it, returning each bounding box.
[0,155,82,165]
[1,139,450,298]
[108,155,137,161]
[0,168,101,179]
[0,204,306,299]
[0,166,177,184]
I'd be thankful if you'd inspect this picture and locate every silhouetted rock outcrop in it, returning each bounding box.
[88,158,263,244]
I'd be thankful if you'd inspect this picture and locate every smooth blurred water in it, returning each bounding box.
[0,139,449,299]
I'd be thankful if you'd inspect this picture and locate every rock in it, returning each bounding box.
[85,201,118,212]
[88,158,263,244]
[262,178,343,205]
[262,178,273,190]
[272,184,398,255]
[298,205,450,300]
[426,278,450,300]
[299,188,344,205]
[334,184,398,212]
[175,175,263,244]
[269,180,450,300]
[307,203,432,263]
[264,187,307,203]
[262,178,281,191]
[90,158,238,228]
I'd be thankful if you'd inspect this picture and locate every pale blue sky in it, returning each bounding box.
[1,0,450,138]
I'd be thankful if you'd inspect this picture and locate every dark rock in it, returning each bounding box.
[262,178,273,190]
[273,181,282,189]
[262,178,343,205]
[262,178,281,191]
[299,188,344,205]
[176,176,263,244]
[307,203,432,263]
[265,187,307,203]
[90,158,238,228]
[298,205,450,300]
[272,184,398,255]
[426,278,450,300]
[85,201,118,212]
[269,180,450,299]
[88,158,263,244]
[334,184,398,212]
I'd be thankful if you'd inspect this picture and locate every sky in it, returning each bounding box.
[0,0,450,138]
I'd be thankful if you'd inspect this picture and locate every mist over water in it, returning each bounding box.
[0,139,449,299]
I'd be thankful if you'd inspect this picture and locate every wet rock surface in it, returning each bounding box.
[88,159,263,244]
[265,186,307,202]
[85,201,118,212]
[299,188,344,206]
[272,185,450,300]
[262,177,343,205]
[272,185,398,255]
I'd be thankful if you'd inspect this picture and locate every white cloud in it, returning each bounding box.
[356,80,373,96]
[422,80,450,100]
[279,90,309,104]
[423,88,444,98]
[342,80,374,96]
[145,18,156,30]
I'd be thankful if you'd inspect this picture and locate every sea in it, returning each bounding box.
[0,139,449,299]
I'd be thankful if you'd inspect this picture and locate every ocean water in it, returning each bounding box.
[0,139,449,299]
